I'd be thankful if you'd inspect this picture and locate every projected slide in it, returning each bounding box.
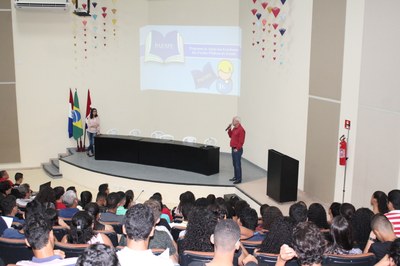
[140,25,242,96]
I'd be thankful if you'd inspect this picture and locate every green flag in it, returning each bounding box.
[72,90,83,140]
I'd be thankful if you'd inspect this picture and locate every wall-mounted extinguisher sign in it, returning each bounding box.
[339,135,347,166]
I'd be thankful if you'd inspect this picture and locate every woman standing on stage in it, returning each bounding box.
[86,108,100,157]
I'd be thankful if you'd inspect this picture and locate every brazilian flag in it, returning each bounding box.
[72,90,83,140]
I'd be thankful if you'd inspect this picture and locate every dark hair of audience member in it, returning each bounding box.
[234,200,250,218]
[351,208,374,250]
[35,186,56,209]
[194,197,209,208]
[181,202,194,221]
[340,203,356,221]
[293,222,326,265]
[10,188,23,199]
[124,190,134,209]
[181,207,218,253]
[106,192,120,209]
[124,204,154,241]
[329,202,342,218]
[388,190,400,210]
[326,215,355,254]
[0,195,17,215]
[96,192,107,202]
[372,191,389,214]
[25,200,47,219]
[259,204,269,217]
[206,194,216,205]
[0,181,11,195]
[307,203,329,229]
[53,186,65,201]
[259,216,294,254]
[150,192,164,208]
[261,206,283,230]
[388,238,400,266]
[85,202,105,231]
[289,202,308,224]
[15,172,23,182]
[177,191,196,215]
[238,206,258,231]
[144,199,162,222]
[76,243,120,266]
[44,208,59,226]
[66,186,77,193]
[24,213,53,250]
[67,211,95,244]
[208,203,228,220]
[80,191,93,209]
[98,183,109,194]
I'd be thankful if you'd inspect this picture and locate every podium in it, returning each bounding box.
[267,149,299,203]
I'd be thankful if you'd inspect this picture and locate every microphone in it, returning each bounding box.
[135,189,144,202]
[225,124,232,131]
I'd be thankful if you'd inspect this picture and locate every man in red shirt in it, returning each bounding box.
[227,116,246,184]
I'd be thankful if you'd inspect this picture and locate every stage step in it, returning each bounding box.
[42,162,62,179]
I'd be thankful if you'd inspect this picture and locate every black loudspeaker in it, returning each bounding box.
[267,149,299,203]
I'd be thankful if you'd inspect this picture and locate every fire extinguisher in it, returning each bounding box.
[339,135,347,166]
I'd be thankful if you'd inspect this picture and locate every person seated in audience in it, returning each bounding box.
[385,190,400,237]
[259,206,283,231]
[61,211,112,246]
[35,186,56,209]
[96,192,107,213]
[14,172,23,187]
[16,213,78,265]
[54,186,66,210]
[195,197,209,208]
[255,204,269,231]
[180,207,218,254]
[173,191,195,219]
[238,206,265,241]
[326,215,362,255]
[365,213,397,262]
[328,202,341,224]
[189,219,259,266]
[0,181,12,202]
[233,200,250,222]
[151,192,173,223]
[58,190,80,219]
[124,189,134,209]
[340,202,356,221]
[206,194,216,205]
[289,202,308,225]
[208,202,228,220]
[0,170,13,187]
[84,202,113,231]
[276,222,326,266]
[371,191,389,215]
[76,243,120,266]
[226,195,240,219]
[66,186,77,194]
[98,183,110,195]
[116,191,127,215]
[99,192,124,223]
[144,199,179,264]
[172,202,193,240]
[352,208,374,250]
[79,191,92,210]
[45,208,70,228]
[1,195,24,224]
[117,204,174,266]
[16,184,34,208]
[307,203,329,230]
[257,216,294,254]
[375,238,400,266]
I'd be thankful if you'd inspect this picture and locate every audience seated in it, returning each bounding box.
[79,191,92,210]
[173,191,196,219]
[364,213,397,262]
[325,215,362,255]
[14,172,23,187]
[257,216,294,254]
[340,202,356,222]
[1,195,24,224]
[375,238,400,266]
[35,186,56,209]
[17,213,78,265]
[76,243,120,266]
[233,200,249,222]
[95,192,107,213]
[54,186,66,210]
[0,170,14,187]
[84,202,113,231]
[117,204,174,266]
[61,211,112,246]
[16,184,34,208]
[307,203,329,230]
[289,202,307,225]
[371,191,389,215]
[259,206,283,231]
[0,181,12,202]
[151,192,173,223]
[58,190,80,219]
[116,191,127,215]
[98,183,109,195]
[328,202,341,223]
[385,189,400,237]
[124,189,134,209]
[237,207,264,241]
[352,208,374,250]
[99,192,124,223]
[276,222,325,266]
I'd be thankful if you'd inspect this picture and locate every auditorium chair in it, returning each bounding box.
[102,221,123,234]
[53,226,68,241]
[95,230,119,247]
[255,252,298,266]
[54,242,89,258]
[241,239,262,254]
[180,250,214,266]
[322,253,376,266]
[0,237,33,265]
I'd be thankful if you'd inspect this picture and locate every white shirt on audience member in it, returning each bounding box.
[117,247,174,266]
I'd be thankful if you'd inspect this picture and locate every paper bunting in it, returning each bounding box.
[281,0,286,4]
[101,7,107,12]
[92,2,97,8]
[256,13,262,20]
[251,8,257,15]
[111,8,117,14]
[262,19,267,26]
[102,13,107,18]
[271,7,280,18]
[92,14,97,20]
[93,26,98,32]
[261,2,268,9]
[272,23,278,30]
[82,20,87,26]
[267,7,272,13]
[112,19,117,25]
[252,0,257,3]
[256,21,261,27]
[82,3,87,9]
[112,0,117,3]
[279,28,286,36]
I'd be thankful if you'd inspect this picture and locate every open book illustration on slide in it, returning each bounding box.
[144,30,185,63]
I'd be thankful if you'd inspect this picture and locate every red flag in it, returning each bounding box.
[85,89,92,129]
[68,89,74,138]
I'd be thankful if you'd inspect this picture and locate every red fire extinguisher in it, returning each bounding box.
[339,135,347,166]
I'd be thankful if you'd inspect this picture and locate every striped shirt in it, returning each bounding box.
[385,210,400,237]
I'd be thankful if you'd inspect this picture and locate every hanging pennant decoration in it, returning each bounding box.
[92,2,97,8]
[271,7,280,18]
[256,13,262,20]
[92,14,97,20]
[111,8,117,14]
[101,7,107,12]
[279,28,286,36]
[251,8,257,15]
[102,13,107,18]
[261,2,268,9]
[281,0,286,5]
